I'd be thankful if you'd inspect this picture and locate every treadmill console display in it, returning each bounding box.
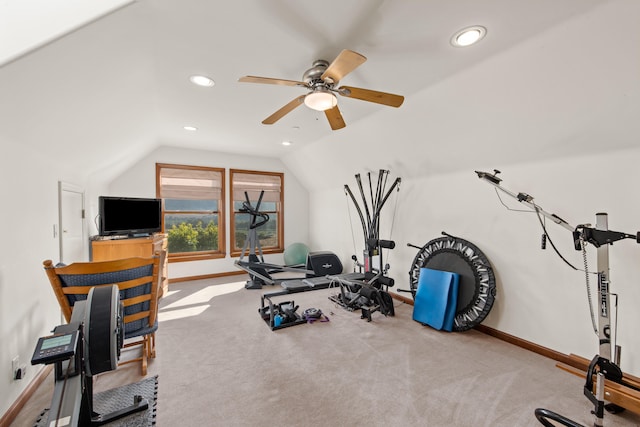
[31,330,79,365]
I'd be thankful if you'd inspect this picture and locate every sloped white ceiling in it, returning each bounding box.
[1,0,636,186]
[0,0,135,65]
[284,0,640,190]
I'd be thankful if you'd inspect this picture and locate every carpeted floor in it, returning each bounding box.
[12,276,640,426]
[155,278,640,427]
[33,376,157,427]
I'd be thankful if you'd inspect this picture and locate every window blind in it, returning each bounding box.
[159,167,222,200]
[233,172,281,203]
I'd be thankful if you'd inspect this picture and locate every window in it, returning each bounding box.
[230,169,283,257]
[156,164,225,261]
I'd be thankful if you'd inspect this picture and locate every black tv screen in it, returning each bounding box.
[99,196,162,237]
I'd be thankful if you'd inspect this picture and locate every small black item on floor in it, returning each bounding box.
[259,294,306,330]
[303,307,330,323]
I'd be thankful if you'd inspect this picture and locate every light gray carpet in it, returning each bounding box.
[16,277,640,427]
[155,279,640,427]
[33,375,157,427]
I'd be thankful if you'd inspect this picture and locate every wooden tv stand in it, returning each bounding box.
[91,234,168,295]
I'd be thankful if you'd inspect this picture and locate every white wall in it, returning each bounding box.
[0,136,85,417]
[277,0,640,377]
[104,145,310,279]
[301,148,640,377]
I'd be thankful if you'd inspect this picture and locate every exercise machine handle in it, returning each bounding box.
[376,276,394,287]
[366,238,395,249]
[574,225,640,249]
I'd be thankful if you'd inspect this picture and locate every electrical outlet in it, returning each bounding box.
[11,356,26,380]
[17,364,26,380]
[11,356,19,380]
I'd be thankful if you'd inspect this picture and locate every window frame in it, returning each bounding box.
[230,169,284,258]
[156,163,226,262]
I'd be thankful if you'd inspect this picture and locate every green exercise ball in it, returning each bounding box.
[284,242,309,266]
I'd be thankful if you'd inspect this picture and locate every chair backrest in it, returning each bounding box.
[43,255,161,337]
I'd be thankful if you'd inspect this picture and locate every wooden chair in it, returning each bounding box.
[43,254,162,375]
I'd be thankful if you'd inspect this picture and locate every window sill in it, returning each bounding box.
[168,252,226,263]
[230,247,283,258]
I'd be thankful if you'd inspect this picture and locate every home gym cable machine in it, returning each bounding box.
[476,169,640,427]
[328,169,400,321]
[345,169,400,277]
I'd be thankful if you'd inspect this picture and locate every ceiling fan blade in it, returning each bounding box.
[338,86,404,107]
[321,49,366,83]
[324,105,346,130]
[239,76,307,87]
[262,95,306,125]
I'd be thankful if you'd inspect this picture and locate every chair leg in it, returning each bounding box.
[149,332,156,358]
[141,348,147,376]
[139,335,148,376]
[132,333,155,375]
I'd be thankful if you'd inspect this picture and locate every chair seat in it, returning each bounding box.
[125,320,158,340]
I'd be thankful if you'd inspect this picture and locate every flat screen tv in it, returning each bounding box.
[98,196,162,237]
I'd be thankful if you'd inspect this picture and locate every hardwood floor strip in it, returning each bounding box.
[0,365,52,427]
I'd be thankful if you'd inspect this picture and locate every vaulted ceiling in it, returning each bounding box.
[1,0,638,186]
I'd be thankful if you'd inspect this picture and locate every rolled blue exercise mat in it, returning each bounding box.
[412,268,460,331]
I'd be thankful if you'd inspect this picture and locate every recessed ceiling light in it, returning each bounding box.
[282,141,292,146]
[189,75,215,87]
[451,26,486,47]
[183,126,198,131]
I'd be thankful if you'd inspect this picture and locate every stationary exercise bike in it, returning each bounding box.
[477,169,640,427]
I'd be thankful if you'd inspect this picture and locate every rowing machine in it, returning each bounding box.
[31,285,148,426]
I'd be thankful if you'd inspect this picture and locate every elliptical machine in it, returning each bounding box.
[234,190,317,289]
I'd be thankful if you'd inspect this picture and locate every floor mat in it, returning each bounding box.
[34,375,158,427]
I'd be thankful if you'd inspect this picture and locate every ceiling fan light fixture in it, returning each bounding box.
[451,26,486,47]
[304,88,337,111]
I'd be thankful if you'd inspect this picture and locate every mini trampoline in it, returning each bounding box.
[408,232,497,331]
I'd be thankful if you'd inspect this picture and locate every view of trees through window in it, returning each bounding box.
[157,165,282,260]
[157,164,225,260]
[164,199,219,253]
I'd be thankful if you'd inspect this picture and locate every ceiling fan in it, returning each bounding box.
[238,49,404,130]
